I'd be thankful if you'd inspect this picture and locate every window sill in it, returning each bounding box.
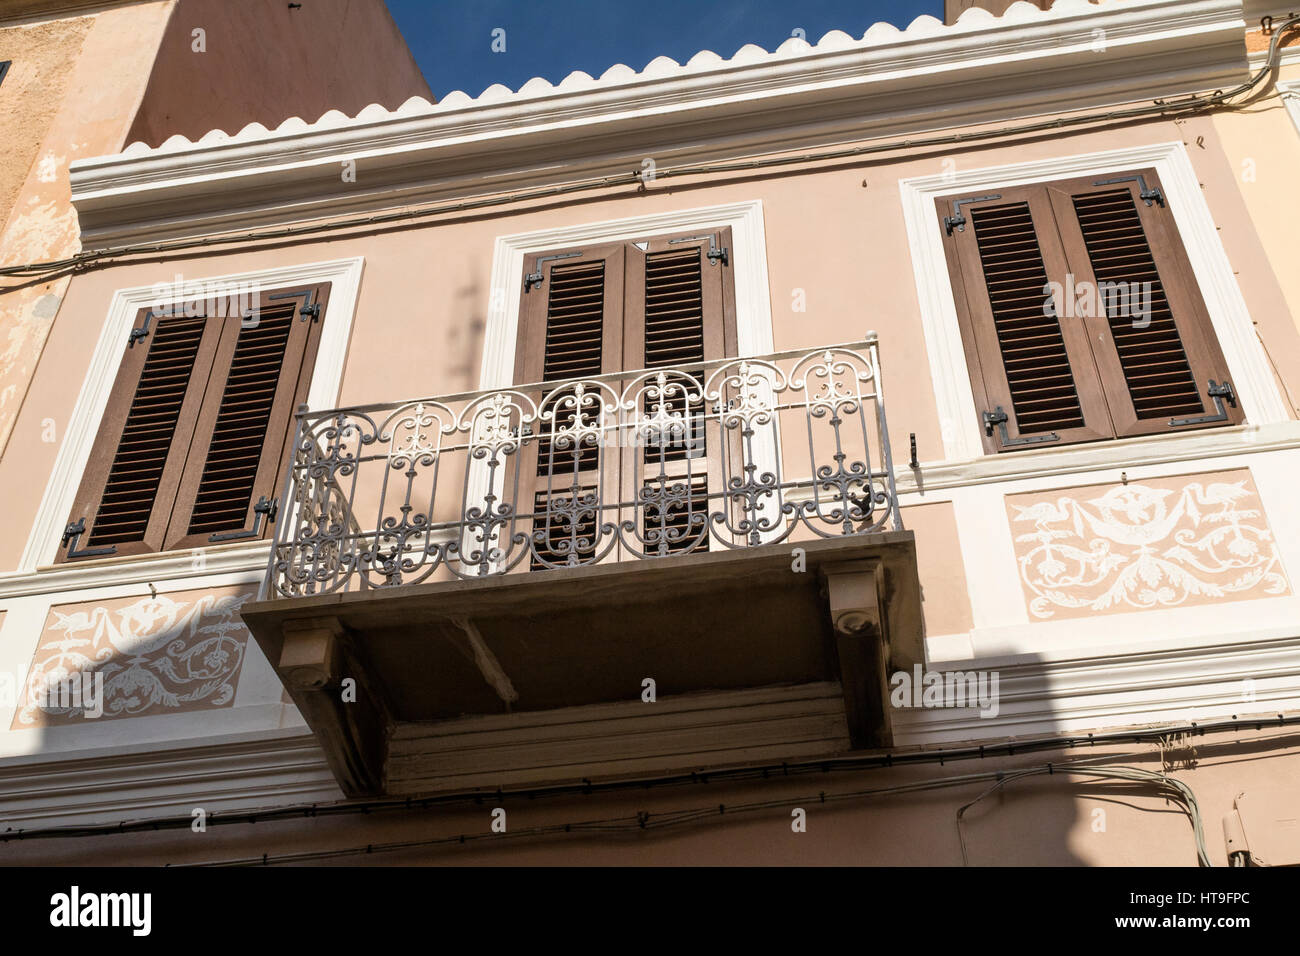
[896,420,1300,496]
[0,539,270,600]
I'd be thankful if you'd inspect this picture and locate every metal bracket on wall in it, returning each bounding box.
[1094,174,1165,207]
[127,309,164,348]
[267,289,321,322]
[61,518,117,559]
[1169,380,1236,427]
[524,252,583,291]
[668,233,729,266]
[944,194,1002,236]
[208,496,278,543]
[983,406,1060,446]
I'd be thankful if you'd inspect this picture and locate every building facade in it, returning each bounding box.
[0,0,429,461]
[1,0,1298,866]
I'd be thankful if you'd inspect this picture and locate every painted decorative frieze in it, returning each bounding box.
[1006,470,1290,620]
[11,587,254,729]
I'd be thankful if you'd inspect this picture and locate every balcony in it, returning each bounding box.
[240,336,922,796]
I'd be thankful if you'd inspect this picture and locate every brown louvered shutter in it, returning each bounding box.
[1049,170,1242,437]
[939,187,1112,452]
[61,311,224,559]
[623,230,735,556]
[516,244,624,568]
[514,230,736,566]
[940,172,1239,453]
[59,284,328,562]
[166,285,328,549]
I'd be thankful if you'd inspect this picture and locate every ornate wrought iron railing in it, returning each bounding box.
[263,336,901,598]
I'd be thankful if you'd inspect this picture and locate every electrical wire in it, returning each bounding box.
[3,712,1295,845]
[1,15,1296,284]
[955,764,1211,867]
[183,757,1207,866]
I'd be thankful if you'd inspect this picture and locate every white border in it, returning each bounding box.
[1280,81,1300,136]
[899,141,1290,462]
[480,200,774,388]
[18,257,365,575]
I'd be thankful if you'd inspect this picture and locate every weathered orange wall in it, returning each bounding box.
[0,0,176,466]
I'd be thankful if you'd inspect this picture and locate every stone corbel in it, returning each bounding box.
[278,617,390,797]
[822,559,892,749]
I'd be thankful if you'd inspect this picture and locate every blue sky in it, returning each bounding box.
[384,0,941,100]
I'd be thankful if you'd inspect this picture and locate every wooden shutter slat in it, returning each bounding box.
[84,317,213,549]
[183,312,295,536]
[542,261,606,383]
[1069,188,1201,419]
[162,287,328,549]
[1047,172,1241,437]
[939,188,1114,452]
[969,202,1086,434]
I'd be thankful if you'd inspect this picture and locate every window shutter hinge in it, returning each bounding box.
[1093,174,1165,207]
[668,234,728,266]
[524,252,583,292]
[207,496,278,543]
[944,195,1002,236]
[1169,380,1236,427]
[267,289,322,323]
[61,518,117,559]
[982,406,1060,446]
[127,309,160,348]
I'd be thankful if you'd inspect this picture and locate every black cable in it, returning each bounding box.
[3,711,1295,844]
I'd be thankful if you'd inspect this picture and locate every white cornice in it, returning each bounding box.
[67,0,1250,245]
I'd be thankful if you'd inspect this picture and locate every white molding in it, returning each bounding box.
[1247,46,1300,70]
[1280,81,1300,136]
[898,141,1290,463]
[897,630,1300,744]
[19,257,365,575]
[2,632,1298,825]
[481,200,773,388]
[0,729,340,830]
[896,420,1300,496]
[68,0,1249,243]
[0,542,269,601]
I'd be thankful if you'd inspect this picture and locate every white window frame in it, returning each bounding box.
[899,141,1290,463]
[19,257,365,575]
[480,200,774,387]
[1280,80,1300,136]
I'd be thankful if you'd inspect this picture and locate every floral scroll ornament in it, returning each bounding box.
[1011,479,1289,619]
[15,592,252,726]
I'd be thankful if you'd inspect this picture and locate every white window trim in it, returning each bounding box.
[899,140,1290,463]
[1280,81,1300,136]
[18,257,365,575]
[480,200,773,387]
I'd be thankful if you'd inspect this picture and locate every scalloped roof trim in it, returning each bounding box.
[118,0,1110,158]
